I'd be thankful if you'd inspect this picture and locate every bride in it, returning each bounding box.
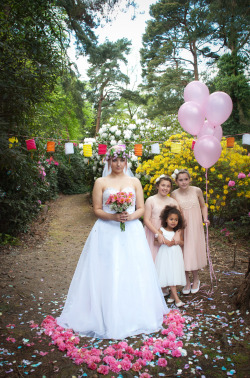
[57,145,168,339]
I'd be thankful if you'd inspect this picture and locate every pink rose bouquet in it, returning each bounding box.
[105,191,134,231]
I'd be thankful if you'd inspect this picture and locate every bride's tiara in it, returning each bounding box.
[105,145,130,161]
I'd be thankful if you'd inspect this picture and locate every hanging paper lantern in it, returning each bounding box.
[83,144,92,157]
[65,142,74,155]
[191,140,196,150]
[26,139,36,151]
[151,143,160,154]
[227,137,235,148]
[46,141,55,153]
[9,137,18,148]
[98,144,107,155]
[134,144,142,156]
[171,142,181,154]
[242,134,250,145]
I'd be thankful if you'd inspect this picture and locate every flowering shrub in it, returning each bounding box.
[79,116,180,188]
[136,133,250,228]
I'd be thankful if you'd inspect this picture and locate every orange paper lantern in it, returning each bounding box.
[47,141,55,153]
[227,137,235,148]
[134,144,142,156]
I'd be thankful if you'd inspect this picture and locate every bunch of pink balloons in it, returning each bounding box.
[178,81,233,168]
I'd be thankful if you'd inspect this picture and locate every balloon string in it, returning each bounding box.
[205,168,217,295]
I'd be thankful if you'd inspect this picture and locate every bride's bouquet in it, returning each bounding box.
[105,191,135,231]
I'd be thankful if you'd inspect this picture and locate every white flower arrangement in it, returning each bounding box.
[115,130,122,137]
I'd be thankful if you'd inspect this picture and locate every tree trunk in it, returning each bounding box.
[95,98,103,135]
[234,258,250,310]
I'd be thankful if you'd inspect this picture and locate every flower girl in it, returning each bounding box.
[155,205,186,307]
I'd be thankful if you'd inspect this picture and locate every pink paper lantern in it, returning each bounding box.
[26,139,36,151]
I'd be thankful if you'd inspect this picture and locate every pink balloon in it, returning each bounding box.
[205,91,233,127]
[178,101,205,136]
[194,135,222,168]
[198,120,215,138]
[184,81,209,109]
[213,125,223,141]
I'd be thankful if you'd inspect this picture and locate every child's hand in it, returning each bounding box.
[158,234,165,244]
[164,239,175,247]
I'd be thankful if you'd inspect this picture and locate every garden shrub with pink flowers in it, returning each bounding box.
[136,133,250,237]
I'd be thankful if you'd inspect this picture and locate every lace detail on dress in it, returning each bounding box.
[178,194,200,210]
[102,187,136,214]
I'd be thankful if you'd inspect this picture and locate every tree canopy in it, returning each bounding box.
[86,38,131,134]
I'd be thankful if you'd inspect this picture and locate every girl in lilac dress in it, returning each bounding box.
[171,169,210,295]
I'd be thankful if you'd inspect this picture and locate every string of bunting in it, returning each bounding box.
[6,133,250,158]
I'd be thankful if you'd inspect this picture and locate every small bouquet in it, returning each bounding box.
[105,191,134,231]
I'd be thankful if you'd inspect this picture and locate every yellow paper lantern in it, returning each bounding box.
[83,144,92,157]
[171,142,181,154]
[9,137,18,148]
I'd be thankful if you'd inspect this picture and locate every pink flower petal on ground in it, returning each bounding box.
[6,337,16,343]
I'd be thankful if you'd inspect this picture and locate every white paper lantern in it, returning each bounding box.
[151,143,160,154]
[65,142,74,155]
[242,134,250,145]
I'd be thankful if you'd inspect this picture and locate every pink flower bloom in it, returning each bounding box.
[97,365,110,375]
[6,337,16,343]
[141,349,154,361]
[87,361,97,370]
[132,361,142,372]
[120,357,131,370]
[115,349,124,359]
[172,349,182,357]
[238,172,246,179]
[118,341,128,349]
[248,172,250,177]
[109,361,121,373]
[228,180,235,187]
[104,346,116,356]
[158,358,167,367]
[140,374,151,378]
[39,351,48,356]
[193,349,203,356]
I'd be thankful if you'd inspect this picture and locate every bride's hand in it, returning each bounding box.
[114,212,130,222]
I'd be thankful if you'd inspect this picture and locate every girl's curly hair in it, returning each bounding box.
[160,205,185,231]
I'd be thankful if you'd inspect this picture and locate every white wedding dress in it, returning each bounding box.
[57,187,168,339]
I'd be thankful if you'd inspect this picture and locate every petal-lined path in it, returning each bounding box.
[0,194,249,377]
